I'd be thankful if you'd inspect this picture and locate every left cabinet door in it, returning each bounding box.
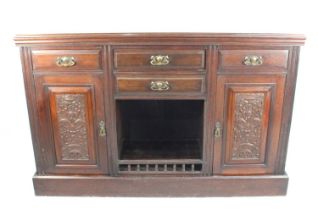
[34,74,108,175]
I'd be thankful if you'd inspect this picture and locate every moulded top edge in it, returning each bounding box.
[14,33,306,46]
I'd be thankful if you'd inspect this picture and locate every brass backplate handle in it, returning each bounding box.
[243,55,263,66]
[214,122,222,138]
[99,121,106,137]
[150,55,170,66]
[149,81,170,91]
[56,56,76,67]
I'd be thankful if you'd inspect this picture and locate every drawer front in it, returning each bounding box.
[113,48,206,71]
[116,76,205,93]
[32,49,102,71]
[219,49,289,72]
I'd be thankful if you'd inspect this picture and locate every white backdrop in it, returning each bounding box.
[0,0,317,209]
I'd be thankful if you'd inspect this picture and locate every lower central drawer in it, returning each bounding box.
[116,75,205,94]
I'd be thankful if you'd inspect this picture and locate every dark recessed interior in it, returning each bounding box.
[116,100,204,160]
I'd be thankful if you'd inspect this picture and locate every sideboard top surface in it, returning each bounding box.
[14,33,306,46]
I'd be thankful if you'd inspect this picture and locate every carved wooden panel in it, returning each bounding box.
[226,89,271,165]
[213,75,286,175]
[55,94,89,161]
[232,93,264,160]
[49,86,96,165]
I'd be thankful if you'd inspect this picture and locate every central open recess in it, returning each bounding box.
[116,100,204,160]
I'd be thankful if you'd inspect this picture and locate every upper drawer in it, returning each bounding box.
[218,49,289,73]
[113,47,206,71]
[31,49,102,71]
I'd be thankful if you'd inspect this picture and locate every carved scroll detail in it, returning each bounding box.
[232,93,264,160]
[55,94,89,160]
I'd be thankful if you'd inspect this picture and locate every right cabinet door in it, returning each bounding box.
[213,75,286,175]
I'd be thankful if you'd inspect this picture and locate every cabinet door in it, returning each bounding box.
[213,75,285,175]
[34,74,108,174]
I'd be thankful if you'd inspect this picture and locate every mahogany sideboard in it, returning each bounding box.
[15,33,305,196]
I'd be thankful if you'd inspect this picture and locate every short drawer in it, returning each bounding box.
[116,76,205,94]
[219,49,289,72]
[113,48,206,71]
[31,49,102,71]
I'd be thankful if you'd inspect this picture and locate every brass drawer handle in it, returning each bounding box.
[243,55,263,66]
[56,56,76,67]
[214,122,222,138]
[150,81,170,91]
[99,121,106,137]
[150,55,170,66]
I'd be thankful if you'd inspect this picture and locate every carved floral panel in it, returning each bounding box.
[55,94,89,161]
[231,93,265,160]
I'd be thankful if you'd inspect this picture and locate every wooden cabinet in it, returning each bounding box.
[213,75,285,175]
[33,74,108,174]
[15,33,305,196]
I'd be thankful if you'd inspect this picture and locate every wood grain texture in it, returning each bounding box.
[114,48,205,70]
[14,33,306,46]
[116,75,205,93]
[32,49,102,71]
[20,47,47,174]
[219,49,289,72]
[33,174,289,196]
[275,46,301,173]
